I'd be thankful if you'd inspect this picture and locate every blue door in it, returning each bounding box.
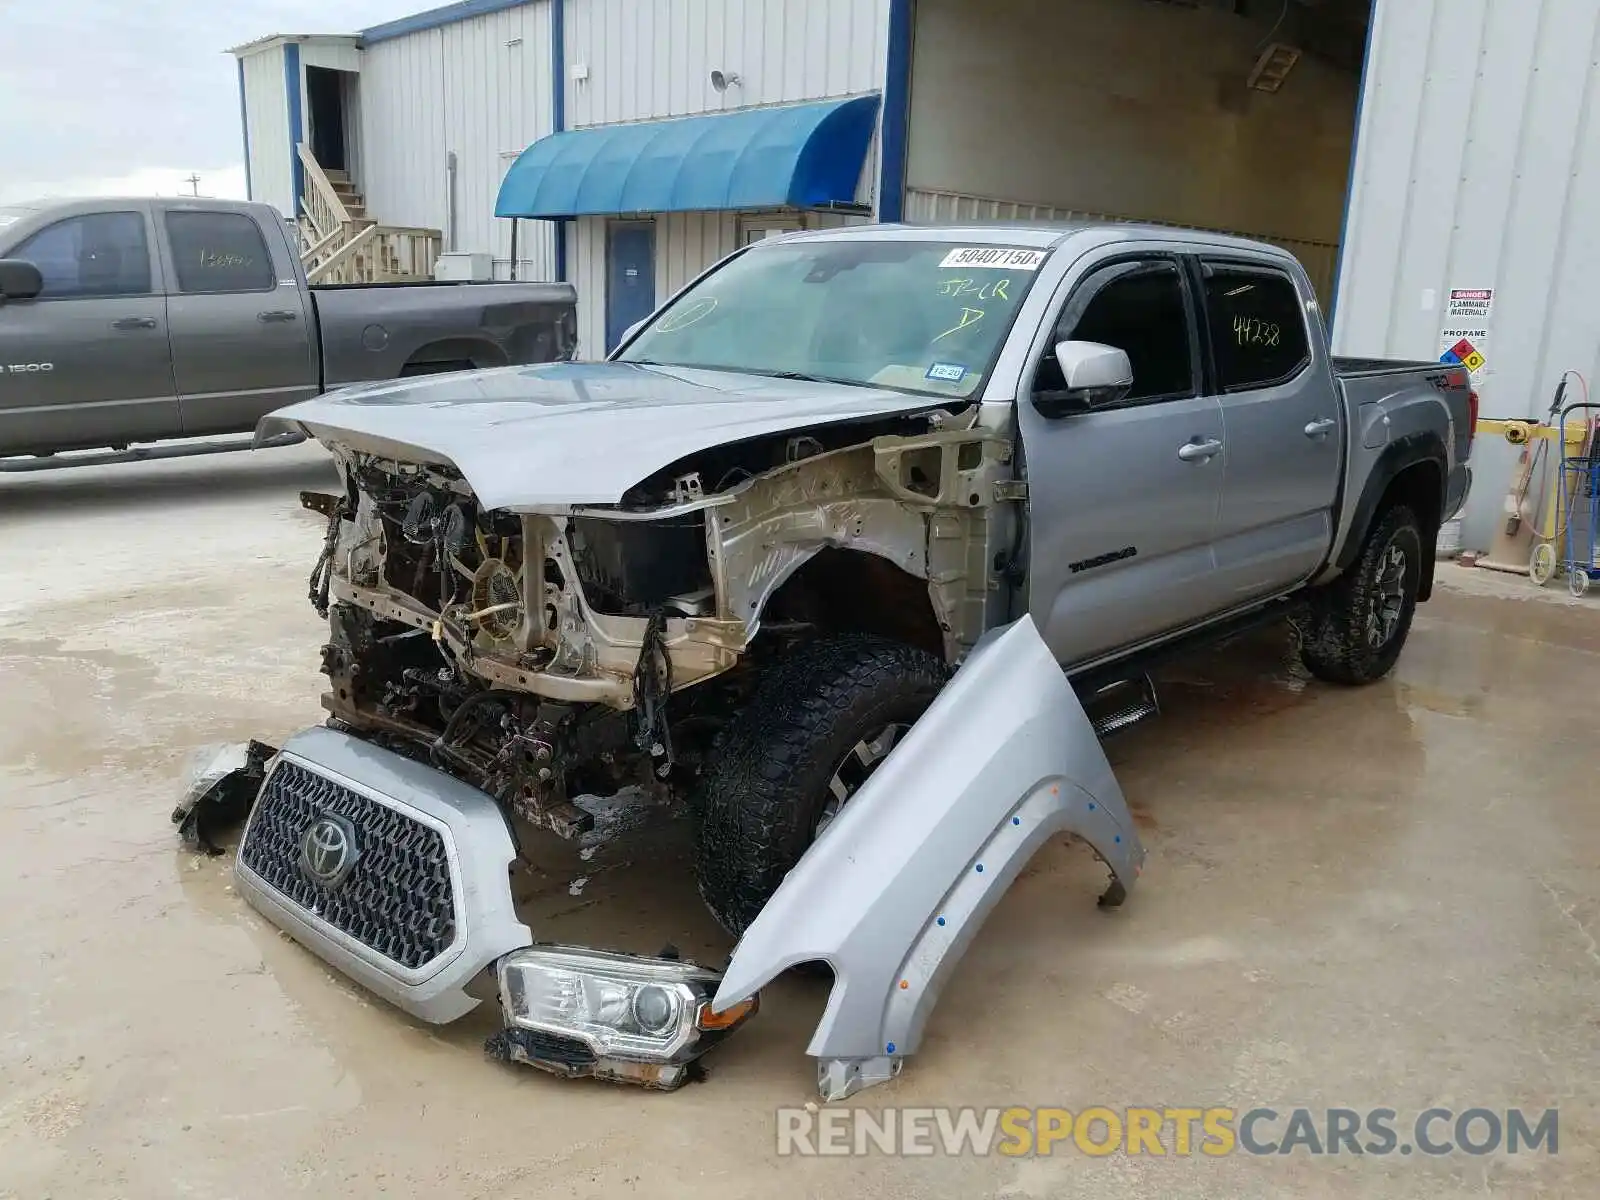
[606,221,657,353]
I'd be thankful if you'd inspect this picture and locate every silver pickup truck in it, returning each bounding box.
[180,222,1474,1100]
[0,197,575,466]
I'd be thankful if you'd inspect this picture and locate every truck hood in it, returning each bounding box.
[260,362,948,511]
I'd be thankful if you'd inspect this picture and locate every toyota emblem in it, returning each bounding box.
[299,814,360,889]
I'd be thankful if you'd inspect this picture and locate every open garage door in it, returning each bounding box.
[903,0,1371,307]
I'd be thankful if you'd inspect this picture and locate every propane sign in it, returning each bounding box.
[1438,288,1493,382]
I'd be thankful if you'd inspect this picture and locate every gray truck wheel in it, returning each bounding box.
[1299,505,1423,685]
[693,634,947,937]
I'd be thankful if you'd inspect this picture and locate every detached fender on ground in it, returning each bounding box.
[713,615,1146,1100]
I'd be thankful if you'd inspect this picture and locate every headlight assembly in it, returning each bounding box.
[490,946,758,1089]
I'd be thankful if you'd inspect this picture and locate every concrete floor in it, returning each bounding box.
[1,446,1597,1199]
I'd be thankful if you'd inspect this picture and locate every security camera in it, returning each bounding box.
[710,69,741,92]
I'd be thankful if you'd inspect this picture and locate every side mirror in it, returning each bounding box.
[0,259,43,303]
[1033,340,1133,418]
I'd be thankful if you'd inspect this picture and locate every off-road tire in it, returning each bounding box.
[1299,504,1424,685]
[693,634,948,936]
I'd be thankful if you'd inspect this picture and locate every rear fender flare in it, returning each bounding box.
[1335,432,1447,576]
[403,336,508,373]
[711,616,1145,1100]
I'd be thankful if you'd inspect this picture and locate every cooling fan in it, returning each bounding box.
[469,557,525,643]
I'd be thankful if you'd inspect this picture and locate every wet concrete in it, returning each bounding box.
[1,448,1597,1198]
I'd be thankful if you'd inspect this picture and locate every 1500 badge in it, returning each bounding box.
[4,363,54,373]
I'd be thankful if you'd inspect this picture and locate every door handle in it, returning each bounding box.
[112,316,158,330]
[258,310,298,323]
[1177,438,1223,463]
[1304,417,1338,438]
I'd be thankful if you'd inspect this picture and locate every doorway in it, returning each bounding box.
[606,221,657,353]
[305,66,351,172]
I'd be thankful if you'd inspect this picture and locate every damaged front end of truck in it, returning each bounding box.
[177,227,1147,1096]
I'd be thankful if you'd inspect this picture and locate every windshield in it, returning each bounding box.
[617,239,1049,398]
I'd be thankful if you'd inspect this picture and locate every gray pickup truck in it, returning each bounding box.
[0,197,575,466]
[181,222,1473,1101]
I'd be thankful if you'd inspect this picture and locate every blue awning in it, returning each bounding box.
[495,95,881,219]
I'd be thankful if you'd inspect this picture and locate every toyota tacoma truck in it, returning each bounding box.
[0,197,575,468]
[179,222,1474,1100]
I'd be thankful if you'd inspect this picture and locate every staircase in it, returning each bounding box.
[295,145,443,285]
[323,168,367,222]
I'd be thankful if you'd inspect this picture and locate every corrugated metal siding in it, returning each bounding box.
[358,1,556,280]
[570,217,607,357]
[1334,0,1600,547]
[242,46,293,219]
[658,212,738,299]
[560,0,889,359]
[906,187,1342,306]
[564,0,886,127]
[359,32,448,231]
[301,40,363,73]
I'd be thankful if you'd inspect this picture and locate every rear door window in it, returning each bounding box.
[11,211,152,299]
[1200,263,1311,391]
[164,211,276,294]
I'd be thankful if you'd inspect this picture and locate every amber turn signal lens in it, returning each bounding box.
[696,994,759,1030]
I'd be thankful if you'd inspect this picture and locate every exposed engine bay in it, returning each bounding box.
[302,409,1014,840]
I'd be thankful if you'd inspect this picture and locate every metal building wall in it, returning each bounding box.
[564,0,886,125]
[359,1,557,281]
[1334,0,1600,548]
[241,46,293,219]
[564,0,888,358]
[300,40,363,73]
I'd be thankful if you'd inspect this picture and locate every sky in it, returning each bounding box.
[0,0,424,204]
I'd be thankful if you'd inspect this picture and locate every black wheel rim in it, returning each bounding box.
[1367,540,1410,648]
[816,723,908,836]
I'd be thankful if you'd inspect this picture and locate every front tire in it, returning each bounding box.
[1299,505,1423,685]
[693,635,947,936]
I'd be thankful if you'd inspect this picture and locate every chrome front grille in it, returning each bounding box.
[239,759,457,971]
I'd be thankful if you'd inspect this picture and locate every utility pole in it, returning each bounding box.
[184,173,201,196]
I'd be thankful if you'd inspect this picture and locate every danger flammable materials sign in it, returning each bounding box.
[1438,288,1493,380]
[1446,288,1494,322]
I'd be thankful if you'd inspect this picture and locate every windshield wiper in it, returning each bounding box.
[764,370,873,389]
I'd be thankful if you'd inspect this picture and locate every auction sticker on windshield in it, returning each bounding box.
[939,247,1046,271]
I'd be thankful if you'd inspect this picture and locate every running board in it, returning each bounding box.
[0,430,306,473]
[1081,674,1160,739]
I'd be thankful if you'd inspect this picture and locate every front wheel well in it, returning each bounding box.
[760,548,946,660]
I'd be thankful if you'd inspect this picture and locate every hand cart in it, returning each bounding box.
[1556,400,1600,597]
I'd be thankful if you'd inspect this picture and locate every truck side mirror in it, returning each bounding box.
[1032,340,1133,418]
[0,259,43,304]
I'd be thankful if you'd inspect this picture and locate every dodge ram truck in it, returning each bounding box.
[180,222,1474,1100]
[0,197,575,467]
